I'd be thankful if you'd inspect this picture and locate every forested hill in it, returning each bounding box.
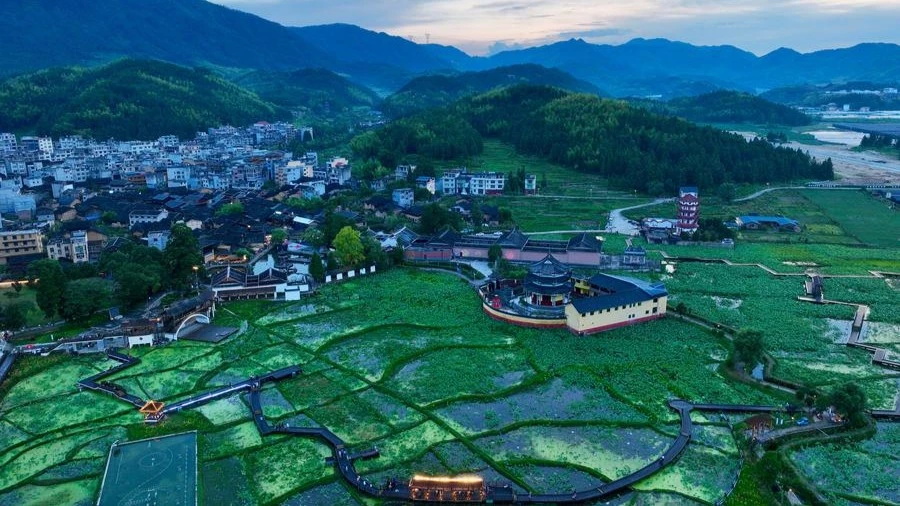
[352,86,833,193]
[632,91,811,126]
[232,68,380,112]
[381,64,601,117]
[0,60,290,140]
[0,0,327,77]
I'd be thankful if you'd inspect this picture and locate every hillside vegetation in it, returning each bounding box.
[382,64,600,117]
[0,0,329,78]
[232,68,380,112]
[0,60,290,140]
[652,91,812,126]
[353,85,833,193]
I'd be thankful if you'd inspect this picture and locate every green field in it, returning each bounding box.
[0,268,782,505]
[1,222,898,505]
[798,190,900,248]
[627,188,897,247]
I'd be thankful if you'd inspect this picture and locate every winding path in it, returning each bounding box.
[71,351,788,504]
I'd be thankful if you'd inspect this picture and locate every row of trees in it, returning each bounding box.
[306,225,403,283]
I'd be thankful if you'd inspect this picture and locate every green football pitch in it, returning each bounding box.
[98,431,197,506]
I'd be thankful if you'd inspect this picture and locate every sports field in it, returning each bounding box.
[97,431,197,506]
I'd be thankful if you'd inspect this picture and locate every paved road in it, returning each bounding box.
[733,186,857,202]
[606,198,674,236]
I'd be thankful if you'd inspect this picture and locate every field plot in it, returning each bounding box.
[665,263,898,395]
[792,422,900,505]
[97,431,197,506]
[7,265,895,505]
[799,189,900,248]
[436,374,647,435]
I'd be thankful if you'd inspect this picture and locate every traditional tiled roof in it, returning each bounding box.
[571,273,668,313]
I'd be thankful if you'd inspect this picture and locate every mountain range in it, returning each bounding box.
[2,0,899,98]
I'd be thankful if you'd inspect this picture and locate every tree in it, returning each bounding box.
[333,226,365,268]
[825,382,868,427]
[27,259,67,318]
[488,244,502,264]
[60,278,112,322]
[101,211,119,224]
[795,383,820,409]
[1,302,28,330]
[362,235,387,270]
[733,329,765,372]
[419,203,456,234]
[390,245,405,266]
[647,180,666,197]
[717,182,737,203]
[301,228,325,248]
[470,202,483,230]
[309,252,325,282]
[216,201,244,217]
[163,224,203,291]
[270,228,287,246]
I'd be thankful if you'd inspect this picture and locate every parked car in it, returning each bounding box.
[796,417,809,426]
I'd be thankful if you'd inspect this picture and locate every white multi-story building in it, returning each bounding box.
[0,133,17,153]
[6,160,27,176]
[158,135,179,148]
[167,167,192,188]
[440,168,505,196]
[129,209,168,229]
[47,230,90,263]
[392,188,415,209]
[20,136,54,154]
[416,176,436,195]
[58,135,87,151]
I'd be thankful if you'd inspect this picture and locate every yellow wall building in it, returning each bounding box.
[565,273,668,335]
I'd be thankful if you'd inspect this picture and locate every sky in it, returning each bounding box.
[210,0,900,55]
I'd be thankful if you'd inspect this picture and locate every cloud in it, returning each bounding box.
[208,0,900,55]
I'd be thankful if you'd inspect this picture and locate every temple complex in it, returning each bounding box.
[482,254,668,334]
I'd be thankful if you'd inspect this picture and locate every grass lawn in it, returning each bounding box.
[798,189,899,248]
[454,140,622,198]
[0,287,45,327]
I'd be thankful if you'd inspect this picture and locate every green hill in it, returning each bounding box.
[353,85,833,193]
[231,68,380,112]
[663,90,811,126]
[382,64,601,117]
[0,0,326,78]
[0,59,290,140]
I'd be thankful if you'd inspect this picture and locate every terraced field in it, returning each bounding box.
[1,265,896,505]
[0,269,768,505]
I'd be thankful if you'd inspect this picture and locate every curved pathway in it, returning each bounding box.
[74,350,712,504]
[606,198,674,236]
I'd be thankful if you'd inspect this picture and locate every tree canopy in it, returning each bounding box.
[333,226,365,268]
[163,224,203,291]
[351,85,834,194]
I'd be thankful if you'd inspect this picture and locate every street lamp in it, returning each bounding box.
[192,265,199,294]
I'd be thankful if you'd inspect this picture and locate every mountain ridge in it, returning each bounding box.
[1,1,898,97]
